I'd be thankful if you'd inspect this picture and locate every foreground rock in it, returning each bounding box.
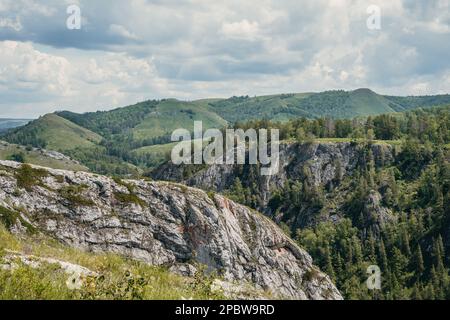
[0,160,341,300]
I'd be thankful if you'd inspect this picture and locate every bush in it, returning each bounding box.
[7,153,25,163]
[15,164,48,191]
[114,192,146,207]
[59,185,95,207]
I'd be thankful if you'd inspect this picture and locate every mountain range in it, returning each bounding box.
[1,88,450,174]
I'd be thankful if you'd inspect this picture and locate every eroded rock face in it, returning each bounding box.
[0,160,342,300]
[152,142,395,227]
[154,142,394,199]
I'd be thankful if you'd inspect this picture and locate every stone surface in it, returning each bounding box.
[0,160,342,300]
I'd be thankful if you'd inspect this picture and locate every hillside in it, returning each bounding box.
[2,89,450,175]
[0,140,87,171]
[152,106,450,300]
[0,160,341,300]
[209,89,450,122]
[2,114,102,151]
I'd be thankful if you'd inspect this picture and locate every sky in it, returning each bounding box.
[0,0,449,118]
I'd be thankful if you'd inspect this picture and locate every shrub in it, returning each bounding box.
[15,164,48,191]
[0,205,35,234]
[114,192,146,208]
[59,185,94,207]
[8,153,25,163]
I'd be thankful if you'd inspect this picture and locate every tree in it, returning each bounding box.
[414,245,424,280]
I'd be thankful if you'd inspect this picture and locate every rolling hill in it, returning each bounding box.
[2,114,102,151]
[209,89,450,122]
[2,88,450,174]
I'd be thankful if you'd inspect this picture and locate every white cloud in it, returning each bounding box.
[220,20,260,40]
[0,41,72,96]
[108,24,139,41]
[0,40,169,117]
[0,0,449,117]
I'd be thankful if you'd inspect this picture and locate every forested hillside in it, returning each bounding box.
[1,90,449,300]
[2,89,450,177]
[209,89,450,122]
[153,106,450,299]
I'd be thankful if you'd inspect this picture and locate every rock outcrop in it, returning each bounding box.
[0,160,342,300]
[152,141,395,228]
[154,142,394,204]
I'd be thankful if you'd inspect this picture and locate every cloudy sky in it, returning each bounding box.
[0,0,449,118]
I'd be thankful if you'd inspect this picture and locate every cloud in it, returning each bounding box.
[0,0,449,117]
[0,17,22,31]
[0,40,168,117]
[108,24,139,41]
[220,20,260,40]
[0,41,72,99]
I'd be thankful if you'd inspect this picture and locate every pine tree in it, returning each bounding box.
[378,239,389,272]
[402,230,412,257]
[414,245,425,280]
[324,244,335,281]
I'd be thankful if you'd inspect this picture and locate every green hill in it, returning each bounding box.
[56,99,227,142]
[2,114,102,152]
[209,89,450,121]
[2,89,450,175]
[131,99,227,140]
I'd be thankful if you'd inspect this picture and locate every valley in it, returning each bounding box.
[0,89,449,300]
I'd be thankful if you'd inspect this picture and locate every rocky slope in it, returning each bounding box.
[0,160,341,300]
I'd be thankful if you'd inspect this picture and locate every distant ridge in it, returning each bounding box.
[1,88,449,174]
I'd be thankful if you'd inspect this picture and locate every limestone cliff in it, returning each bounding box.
[0,160,341,300]
[152,141,395,228]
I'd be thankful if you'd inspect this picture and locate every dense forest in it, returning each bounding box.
[218,106,450,299]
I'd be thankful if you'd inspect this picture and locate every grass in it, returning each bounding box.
[5,114,102,152]
[114,192,147,208]
[0,205,36,234]
[0,223,224,300]
[112,178,147,207]
[132,99,227,140]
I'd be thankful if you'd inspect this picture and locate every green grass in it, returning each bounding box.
[59,185,95,207]
[0,224,224,300]
[132,99,228,140]
[0,206,36,234]
[132,138,207,168]
[114,191,147,208]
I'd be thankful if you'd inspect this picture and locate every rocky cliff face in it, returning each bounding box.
[154,142,394,201]
[152,141,395,227]
[0,160,341,300]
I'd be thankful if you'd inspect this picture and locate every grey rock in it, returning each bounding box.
[153,141,395,228]
[0,160,342,300]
